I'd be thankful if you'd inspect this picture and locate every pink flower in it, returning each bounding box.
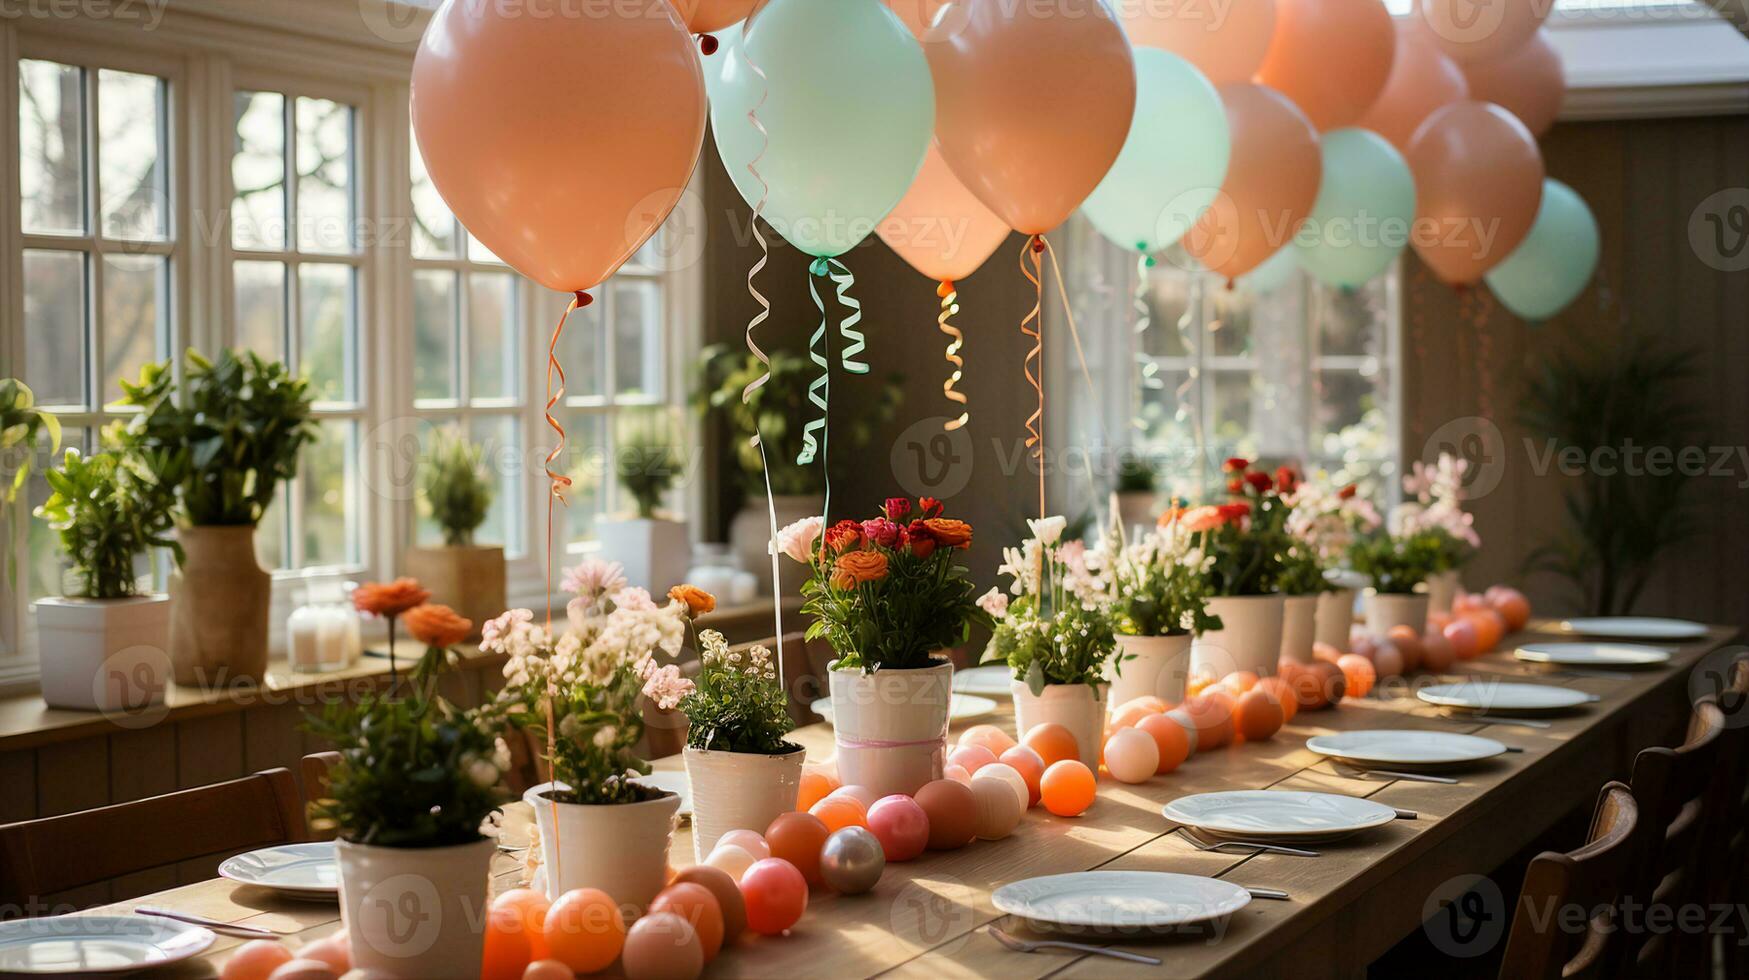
[774,515,824,564]
[883,497,912,521]
[612,586,657,612]
[976,588,1009,619]
[861,518,903,548]
[561,559,627,598]
[640,661,693,711]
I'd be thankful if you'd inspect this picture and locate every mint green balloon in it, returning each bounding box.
[709,0,933,258]
[1294,128,1416,291]
[1081,48,1229,255]
[1485,179,1600,321]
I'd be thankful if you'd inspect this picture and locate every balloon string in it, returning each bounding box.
[1020,236,1045,519]
[540,288,586,893]
[826,257,868,377]
[1177,277,1205,488]
[797,259,831,467]
[1040,235,1107,514]
[1473,287,1496,420]
[938,280,969,432]
[1132,252,1162,434]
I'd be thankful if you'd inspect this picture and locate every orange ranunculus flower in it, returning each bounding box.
[1179,506,1226,533]
[353,578,431,618]
[404,603,472,649]
[1157,506,1186,527]
[916,518,973,549]
[668,584,716,617]
[831,550,889,590]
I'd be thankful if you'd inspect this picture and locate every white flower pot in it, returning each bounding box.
[1314,588,1356,653]
[33,594,170,713]
[684,745,806,863]
[525,785,682,910]
[1011,680,1108,771]
[595,517,691,596]
[1279,594,1318,665]
[1105,633,1192,708]
[1424,569,1462,615]
[1365,590,1431,641]
[337,837,494,979]
[1191,594,1286,678]
[827,659,952,798]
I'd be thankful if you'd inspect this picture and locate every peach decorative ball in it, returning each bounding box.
[958,723,1017,757]
[1164,706,1201,755]
[1387,626,1425,672]
[714,829,770,861]
[740,858,809,936]
[543,887,625,975]
[294,936,349,974]
[943,764,972,783]
[827,784,881,811]
[947,743,997,776]
[651,882,725,960]
[1311,641,1345,664]
[1255,676,1298,723]
[1136,712,1192,773]
[1109,699,1158,730]
[796,768,838,811]
[1218,670,1259,694]
[221,940,294,980]
[1234,688,1284,742]
[266,960,336,980]
[765,811,830,885]
[973,761,1029,810]
[1348,630,1378,659]
[1102,727,1159,783]
[808,796,867,834]
[1443,618,1480,660]
[1421,629,1456,673]
[969,770,1026,840]
[622,911,704,980]
[865,794,931,861]
[1336,653,1377,698]
[705,842,758,881]
[998,745,1047,807]
[915,778,978,850]
[1486,586,1531,630]
[1040,759,1097,816]
[1022,722,1080,768]
[1466,609,1506,652]
[1371,643,1405,680]
[1185,691,1236,749]
[482,902,534,980]
[491,889,550,961]
[521,962,574,980]
[670,864,747,943]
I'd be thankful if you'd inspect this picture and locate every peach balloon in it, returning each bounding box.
[1116,0,1278,85]
[411,0,705,292]
[1416,0,1551,65]
[878,144,1012,284]
[885,0,951,36]
[672,0,758,35]
[1406,101,1544,285]
[1356,22,1470,152]
[1185,84,1322,283]
[926,0,1137,234]
[1462,30,1564,138]
[1256,0,1395,131]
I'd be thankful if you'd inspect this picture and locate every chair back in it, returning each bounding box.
[0,768,306,914]
[1625,698,1726,972]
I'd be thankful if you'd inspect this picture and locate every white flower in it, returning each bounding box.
[1028,515,1067,546]
[699,628,729,664]
[592,725,619,748]
[976,587,1009,619]
[466,757,499,789]
[773,515,824,565]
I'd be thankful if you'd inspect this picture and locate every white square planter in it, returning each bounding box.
[34,594,171,712]
[595,518,690,595]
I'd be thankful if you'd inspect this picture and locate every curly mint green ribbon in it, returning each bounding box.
[825,257,868,376]
[796,258,832,467]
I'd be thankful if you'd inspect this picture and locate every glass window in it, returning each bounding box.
[19,59,84,236]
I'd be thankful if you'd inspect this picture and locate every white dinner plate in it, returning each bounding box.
[1514,643,1672,668]
[1557,617,1707,641]
[951,665,1014,697]
[811,694,997,725]
[0,916,214,974]
[1306,730,1508,771]
[991,871,1251,933]
[1162,790,1398,842]
[1418,681,1597,715]
[217,842,339,901]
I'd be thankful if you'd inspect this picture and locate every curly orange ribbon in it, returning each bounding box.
[1020,236,1045,519]
[938,280,969,432]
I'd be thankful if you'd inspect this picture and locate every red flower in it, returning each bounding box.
[918,496,944,518]
[861,518,902,548]
[1217,501,1253,523]
[883,497,912,521]
[824,520,863,554]
[1274,466,1299,494]
[909,533,937,560]
[1244,471,1273,493]
[1222,457,1250,473]
[1339,483,1358,500]
[1226,477,1243,495]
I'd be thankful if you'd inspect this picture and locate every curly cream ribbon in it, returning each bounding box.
[938,280,969,431]
[1020,236,1045,518]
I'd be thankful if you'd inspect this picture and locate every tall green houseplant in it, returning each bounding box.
[420,427,492,547]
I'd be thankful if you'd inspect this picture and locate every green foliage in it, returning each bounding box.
[680,631,797,755]
[421,427,492,546]
[1518,337,1705,616]
[1102,523,1223,637]
[489,659,655,805]
[1348,531,1444,594]
[989,601,1118,695]
[617,428,680,520]
[305,693,506,848]
[1116,453,1158,494]
[112,350,317,528]
[34,448,178,599]
[1,379,60,505]
[1273,543,1335,596]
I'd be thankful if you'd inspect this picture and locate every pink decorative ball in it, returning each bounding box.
[864,794,930,862]
[739,858,808,936]
[946,744,997,776]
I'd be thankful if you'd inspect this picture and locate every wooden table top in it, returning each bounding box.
[82,621,1740,979]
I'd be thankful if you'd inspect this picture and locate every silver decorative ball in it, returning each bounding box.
[819,826,885,895]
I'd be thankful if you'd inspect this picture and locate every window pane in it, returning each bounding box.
[23,249,86,408]
[612,279,661,398]
[234,260,286,359]
[468,272,516,400]
[409,138,455,258]
[564,411,607,542]
[1319,278,1389,357]
[301,419,355,567]
[470,414,518,551]
[555,289,605,400]
[100,254,165,405]
[414,270,457,401]
[1206,288,1255,358]
[296,97,353,254]
[255,484,287,572]
[233,91,286,250]
[19,60,84,235]
[468,236,505,265]
[299,263,353,403]
[98,70,166,241]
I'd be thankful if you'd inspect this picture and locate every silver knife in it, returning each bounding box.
[137,906,278,938]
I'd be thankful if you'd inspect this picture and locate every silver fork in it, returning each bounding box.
[1331,762,1459,785]
[986,926,1162,965]
[1179,827,1320,857]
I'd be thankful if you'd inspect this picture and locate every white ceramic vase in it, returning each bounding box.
[1365,590,1431,641]
[1105,633,1192,708]
[525,785,682,909]
[684,745,806,863]
[337,837,494,979]
[33,594,169,713]
[1424,569,1462,615]
[1011,680,1108,771]
[1314,588,1356,653]
[1192,594,1286,678]
[1279,594,1318,664]
[827,659,952,798]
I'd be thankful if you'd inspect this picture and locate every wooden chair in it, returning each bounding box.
[300,751,342,842]
[0,768,307,914]
[1497,781,1644,980]
[1624,698,1727,974]
[1702,653,1749,979]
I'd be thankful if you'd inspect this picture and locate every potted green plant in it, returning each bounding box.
[1172,459,1291,679]
[405,427,503,641]
[32,448,178,712]
[983,515,1117,770]
[1282,474,1380,657]
[1399,453,1480,614]
[1113,451,1160,532]
[596,418,689,595]
[1096,512,1221,708]
[781,497,990,797]
[679,625,803,861]
[1349,527,1444,641]
[113,350,316,687]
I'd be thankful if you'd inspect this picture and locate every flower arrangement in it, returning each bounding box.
[420,426,493,547]
[1278,472,1382,595]
[982,516,1119,694]
[34,448,178,599]
[679,629,797,755]
[782,496,992,672]
[481,560,695,805]
[353,577,431,683]
[1393,453,1480,572]
[1347,531,1446,594]
[1159,458,1291,596]
[1096,513,1222,638]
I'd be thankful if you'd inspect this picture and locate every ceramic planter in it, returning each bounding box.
[402,545,505,642]
[595,518,690,596]
[1314,588,1357,653]
[1011,680,1108,771]
[1114,491,1157,534]
[169,525,271,688]
[525,784,682,909]
[827,659,952,798]
[684,745,806,862]
[1278,594,1319,664]
[1365,590,1430,641]
[1105,633,1192,708]
[1424,569,1462,615]
[337,836,494,979]
[730,494,823,596]
[1191,594,1286,678]
[34,594,170,712]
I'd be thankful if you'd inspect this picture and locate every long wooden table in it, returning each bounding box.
[85,621,1738,978]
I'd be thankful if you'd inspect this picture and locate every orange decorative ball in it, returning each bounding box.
[483,889,549,978]
[796,769,838,811]
[1185,691,1237,749]
[1255,676,1298,723]
[1234,688,1285,741]
[808,796,867,834]
[765,811,831,885]
[650,882,725,961]
[1109,700,1159,730]
[1310,642,1344,664]
[998,745,1046,807]
[1022,722,1080,769]
[1217,670,1259,694]
[1387,626,1424,672]
[1337,653,1377,698]
[543,888,625,975]
[1136,712,1192,773]
[1039,759,1097,817]
[957,723,1017,757]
